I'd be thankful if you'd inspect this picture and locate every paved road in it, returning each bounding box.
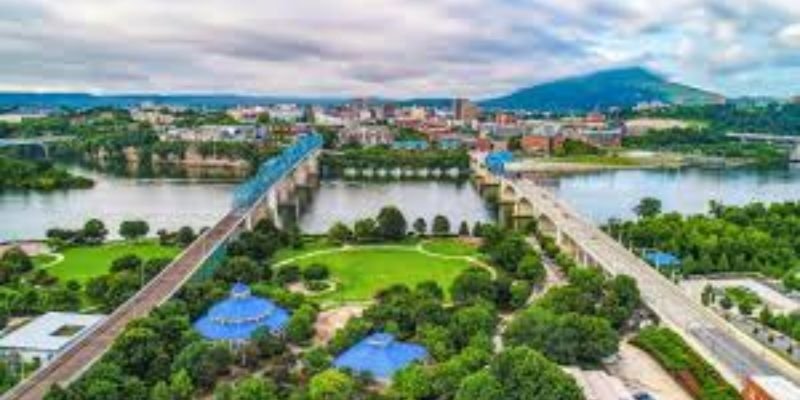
[511,179,800,388]
[1,212,244,400]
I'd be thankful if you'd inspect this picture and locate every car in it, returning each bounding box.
[633,392,655,400]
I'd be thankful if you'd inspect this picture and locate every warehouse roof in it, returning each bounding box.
[0,312,105,353]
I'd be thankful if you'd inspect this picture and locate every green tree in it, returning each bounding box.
[432,215,451,236]
[231,377,278,400]
[451,267,495,304]
[510,281,533,309]
[309,369,356,400]
[455,370,503,400]
[392,364,432,399]
[119,220,149,241]
[327,222,353,245]
[458,221,470,236]
[517,253,545,283]
[354,218,378,243]
[413,218,427,236]
[286,304,317,344]
[169,369,194,400]
[376,206,408,241]
[633,197,662,219]
[491,347,583,400]
[214,256,262,284]
[82,218,108,244]
[701,284,715,306]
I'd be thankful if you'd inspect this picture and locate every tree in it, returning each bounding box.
[119,220,149,241]
[517,253,545,283]
[231,377,278,400]
[309,369,356,400]
[510,281,533,309]
[392,364,432,399]
[110,254,143,273]
[432,215,451,236]
[458,221,470,236]
[353,218,378,243]
[451,267,495,304]
[413,218,427,236]
[720,296,733,310]
[376,206,408,241]
[82,218,108,244]
[303,263,330,281]
[455,370,503,400]
[169,369,194,400]
[214,257,262,284]
[0,247,33,276]
[175,226,196,247]
[491,347,583,400]
[327,222,353,245]
[286,304,317,344]
[701,284,715,306]
[633,197,662,219]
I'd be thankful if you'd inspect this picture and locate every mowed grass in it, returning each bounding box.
[40,240,180,283]
[421,238,479,257]
[290,247,474,302]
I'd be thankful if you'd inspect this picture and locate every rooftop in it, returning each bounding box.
[333,332,427,380]
[193,283,291,341]
[0,312,105,352]
[643,250,680,268]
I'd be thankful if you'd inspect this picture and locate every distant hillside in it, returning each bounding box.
[481,67,723,112]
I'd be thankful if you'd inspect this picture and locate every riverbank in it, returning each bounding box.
[506,151,758,174]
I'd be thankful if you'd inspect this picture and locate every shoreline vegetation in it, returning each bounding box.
[0,156,93,191]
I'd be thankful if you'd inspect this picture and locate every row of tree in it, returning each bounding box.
[327,207,475,244]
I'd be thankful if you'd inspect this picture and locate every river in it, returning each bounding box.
[550,166,800,223]
[3,166,800,241]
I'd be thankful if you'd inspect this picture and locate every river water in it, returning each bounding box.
[550,166,800,223]
[2,166,800,241]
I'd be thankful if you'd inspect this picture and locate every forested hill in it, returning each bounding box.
[482,67,723,112]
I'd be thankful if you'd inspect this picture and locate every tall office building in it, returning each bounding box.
[453,98,479,121]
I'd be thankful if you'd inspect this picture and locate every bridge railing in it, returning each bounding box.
[232,133,322,210]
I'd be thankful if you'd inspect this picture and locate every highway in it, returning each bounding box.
[511,179,800,388]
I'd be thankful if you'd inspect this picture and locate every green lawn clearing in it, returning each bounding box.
[421,238,479,257]
[288,247,475,303]
[40,241,180,283]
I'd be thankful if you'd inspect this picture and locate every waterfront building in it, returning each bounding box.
[0,312,105,364]
[193,283,290,343]
[333,332,427,381]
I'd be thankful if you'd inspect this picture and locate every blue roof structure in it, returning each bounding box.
[333,333,428,380]
[485,150,513,176]
[644,251,681,268]
[193,283,290,341]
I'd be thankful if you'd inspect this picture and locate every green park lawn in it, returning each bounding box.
[421,238,479,257]
[289,246,475,303]
[38,240,180,283]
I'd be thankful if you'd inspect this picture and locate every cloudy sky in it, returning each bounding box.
[1,0,799,98]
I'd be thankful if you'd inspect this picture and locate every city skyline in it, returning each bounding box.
[1,0,800,98]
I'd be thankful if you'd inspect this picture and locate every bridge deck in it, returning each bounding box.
[511,179,800,387]
[2,211,244,400]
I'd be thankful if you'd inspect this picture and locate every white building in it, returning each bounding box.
[0,312,105,364]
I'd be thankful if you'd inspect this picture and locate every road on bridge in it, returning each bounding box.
[512,179,800,388]
[1,212,244,400]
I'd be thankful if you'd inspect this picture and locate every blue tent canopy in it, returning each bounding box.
[333,332,428,380]
[193,283,290,341]
[644,251,681,268]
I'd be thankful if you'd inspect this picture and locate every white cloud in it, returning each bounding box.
[0,0,798,96]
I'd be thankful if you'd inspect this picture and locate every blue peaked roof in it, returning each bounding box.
[193,283,290,341]
[644,251,681,268]
[333,333,428,380]
[485,150,513,176]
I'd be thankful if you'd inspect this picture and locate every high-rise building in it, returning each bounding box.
[453,98,479,121]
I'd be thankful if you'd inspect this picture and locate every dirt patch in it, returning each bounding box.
[314,305,364,345]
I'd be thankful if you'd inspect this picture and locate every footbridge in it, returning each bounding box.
[1,133,323,400]
[727,132,800,162]
[472,152,800,389]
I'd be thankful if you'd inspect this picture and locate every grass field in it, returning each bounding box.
[39,241,180,283]
[288,246,475,302]
[421,238,479,257]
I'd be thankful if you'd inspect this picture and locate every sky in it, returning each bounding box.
[1,0,799,98]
